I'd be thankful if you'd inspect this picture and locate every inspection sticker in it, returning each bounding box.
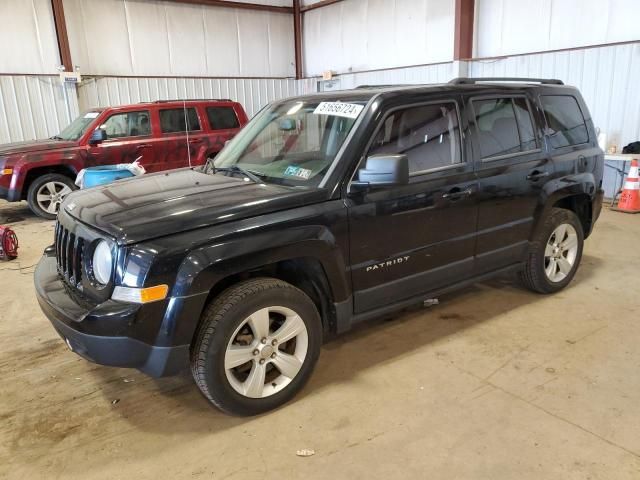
[84,112,100,119]
[284,166,312,180]
[313,102,363,119]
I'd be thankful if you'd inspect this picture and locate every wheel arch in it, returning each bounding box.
[21,164,78,200]
[166,229,351,346]
[532,173,597,239]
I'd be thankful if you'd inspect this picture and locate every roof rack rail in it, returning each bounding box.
[139,98,233,104]
[449,77,564,85]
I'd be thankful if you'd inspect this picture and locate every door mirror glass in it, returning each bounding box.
[353,154,409,190]
[89,128,107,145]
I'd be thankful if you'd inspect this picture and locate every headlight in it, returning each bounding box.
[92,240,113,285]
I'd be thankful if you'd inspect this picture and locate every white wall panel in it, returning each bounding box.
[303,0,455,77]
[77,76,303,118]
[475,0,640,58]
[0,76,79,144]
[0,0,60,74]
[63,0,295,77]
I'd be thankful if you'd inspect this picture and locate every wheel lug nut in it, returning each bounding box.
[259,359,265,365]
[271,352,276,359]
[253,349,259,356]
[271,339,277,346]
[261,338,267,344]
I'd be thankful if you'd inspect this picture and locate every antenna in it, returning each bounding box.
[183,99,192,168]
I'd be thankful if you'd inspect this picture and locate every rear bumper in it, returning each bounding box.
[34,253,190,377]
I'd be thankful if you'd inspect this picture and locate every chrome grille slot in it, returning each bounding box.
[54,221,84,287]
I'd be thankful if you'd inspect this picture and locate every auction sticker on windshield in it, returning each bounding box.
[313,102,363,119]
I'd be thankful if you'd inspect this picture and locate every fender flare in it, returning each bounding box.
[530,172,597,238]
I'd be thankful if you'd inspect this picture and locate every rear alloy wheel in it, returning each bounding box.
[27,173,75,219]
[520,207,584,293]
[543,223,579,283]
[191,278,322,415]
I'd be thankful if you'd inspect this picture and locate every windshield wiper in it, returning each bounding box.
[214,165,266,184]
[50,135,64,140]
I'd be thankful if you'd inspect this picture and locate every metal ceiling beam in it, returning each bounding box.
[453,0,475,60]
[50,0,73,71]
[293,0,303,79]
[166,0,293,14]
[300,0,344,13]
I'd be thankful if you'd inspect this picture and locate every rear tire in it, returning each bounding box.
[520,207,584,294]
[190,278,322,416]
[27,173,76,219]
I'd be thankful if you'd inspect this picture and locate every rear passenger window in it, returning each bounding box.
[206,107,240,130]
[473,97,537,159]
[368,102,462,174]
[159,108,201,134]
[541,95,589,148]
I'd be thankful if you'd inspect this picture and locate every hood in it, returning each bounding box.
[62,168,326,244]
[0,139,77,157]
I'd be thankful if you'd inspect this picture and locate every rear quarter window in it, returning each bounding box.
[206,106,240,130]
[540,95,589,148]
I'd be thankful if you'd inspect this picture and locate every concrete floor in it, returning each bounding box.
[0,200,639,480]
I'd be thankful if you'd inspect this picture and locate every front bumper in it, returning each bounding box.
[34,253,190,377]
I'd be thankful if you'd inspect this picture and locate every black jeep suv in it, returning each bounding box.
[35,78,604,415]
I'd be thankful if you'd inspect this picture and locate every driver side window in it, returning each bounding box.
[368,102,462,174]
[100,111,151,139]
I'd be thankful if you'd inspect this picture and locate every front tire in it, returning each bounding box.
[520,207,584,293]
[27,173,76,219]
[191,278,322,416]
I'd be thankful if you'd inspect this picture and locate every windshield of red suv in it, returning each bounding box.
[213,99,365,187]
[54,110,102,141]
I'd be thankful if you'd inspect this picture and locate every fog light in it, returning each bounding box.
[112,284,169,304]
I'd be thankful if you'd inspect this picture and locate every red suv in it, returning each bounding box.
[0,99,248,218]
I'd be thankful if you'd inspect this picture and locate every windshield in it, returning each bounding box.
[213,99,365,187]
[54,111,102,141]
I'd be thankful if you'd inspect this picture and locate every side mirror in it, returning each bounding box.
[89,128,107,145]
[351,154,409,191]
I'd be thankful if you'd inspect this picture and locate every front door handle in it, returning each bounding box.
[526,170,550,181]
[188,138,203,144]
[136,144,152,150]
[442,187,474,200]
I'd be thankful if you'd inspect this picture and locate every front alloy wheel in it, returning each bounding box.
[191,278,322,415]
[225,306,308,399]
[27,173,76,219]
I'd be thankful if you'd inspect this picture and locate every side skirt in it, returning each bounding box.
[333,263,523,333]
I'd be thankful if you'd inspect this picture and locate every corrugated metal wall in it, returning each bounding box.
[0,0,60,74]
[0,75,79,144]
[470,43,640,150]
[303,0,455,77]
[63,0,295,77]
[475,0,640,58]
[77,76,301,118]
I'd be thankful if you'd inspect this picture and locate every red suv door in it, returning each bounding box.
[203,103,244,157]
[86,108,160,171]
[155,105,209,169]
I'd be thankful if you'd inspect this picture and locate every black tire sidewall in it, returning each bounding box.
[532,209,584,293]
[198,283,322,415]
[27,173,75,219]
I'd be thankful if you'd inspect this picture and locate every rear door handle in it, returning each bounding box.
[526,170,550,181]
[442,187,474,200]
[136,144,152,149]
[188,138,203,144]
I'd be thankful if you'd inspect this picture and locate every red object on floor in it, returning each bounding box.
[0,226,19,260]
[612,159,640,214]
